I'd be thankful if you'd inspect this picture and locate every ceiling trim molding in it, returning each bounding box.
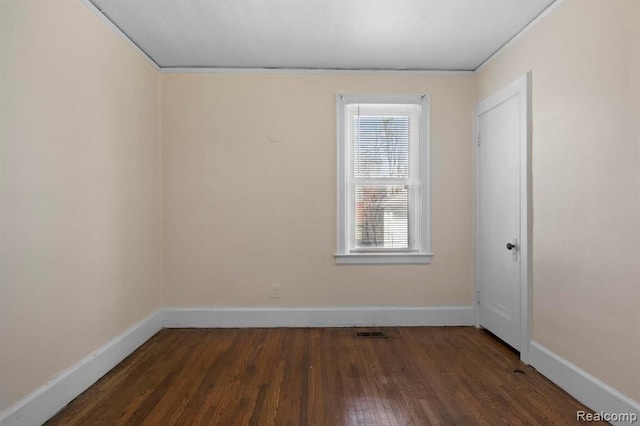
[159,67,475,75]
[474,0,564,72]
[80,0,160,71]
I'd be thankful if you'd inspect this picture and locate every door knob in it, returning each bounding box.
[506,242,516,250]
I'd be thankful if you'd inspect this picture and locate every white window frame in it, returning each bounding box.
[335,94,433,265]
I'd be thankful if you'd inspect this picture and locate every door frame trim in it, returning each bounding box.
[473,72,532,364]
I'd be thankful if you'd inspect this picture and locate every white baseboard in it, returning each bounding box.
[161,305,475,328]
[529,341,640,425]
[0,311,163,426]
[14,309,639,426]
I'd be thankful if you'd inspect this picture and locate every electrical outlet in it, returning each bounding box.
[270,284,282,298]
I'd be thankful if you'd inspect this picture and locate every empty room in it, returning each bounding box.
[1,0,639,424]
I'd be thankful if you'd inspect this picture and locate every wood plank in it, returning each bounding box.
[46,327,605,425]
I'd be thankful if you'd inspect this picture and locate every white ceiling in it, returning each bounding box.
[89,0,556,71]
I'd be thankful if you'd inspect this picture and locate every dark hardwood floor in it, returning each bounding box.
[46,327,603,425]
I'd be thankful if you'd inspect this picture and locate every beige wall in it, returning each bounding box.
[0,0,161,412]
[161,74,475,307]
[476,0,640,402]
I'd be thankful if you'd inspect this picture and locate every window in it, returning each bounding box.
[335,94,432,264]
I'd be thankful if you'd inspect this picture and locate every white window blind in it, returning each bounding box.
[336,95,432,264]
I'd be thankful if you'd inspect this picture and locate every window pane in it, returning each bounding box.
[354,115,409,179]
[354,185,408,249]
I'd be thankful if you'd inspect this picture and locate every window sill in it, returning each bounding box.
[334,252,433,265]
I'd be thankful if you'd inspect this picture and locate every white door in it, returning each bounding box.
[475,75,529,354]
